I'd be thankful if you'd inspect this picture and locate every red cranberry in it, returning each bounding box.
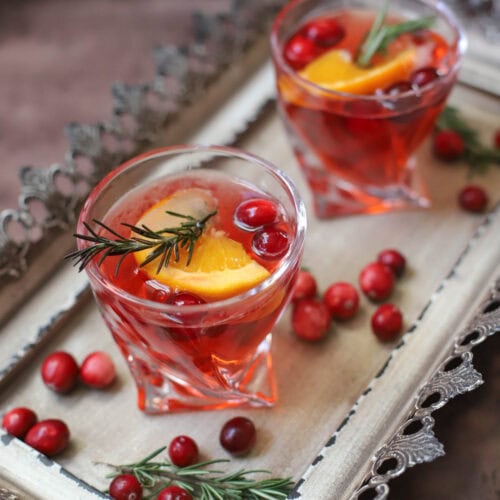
[79,351,116,389]
[234,198,278,229]
[433,130,465,162]
[41,351,79,393]
[109,474,143,500]
[323,282,359,320]
[145,281,172,302]
[412,31,428,46]
[371,304,403,341]
[384,80,413,96]
[157,486,192,500]
[252,227,290,260]
[458,185,489,213]
[359,262,394,302]
[168,435,199,467]
[283,34,320,70]
[303,18,345,47]
[168,292,205,306]
[24,419,70,456]
[292,298,331,341]
[494,129,500,148]
[410,66,439,87]
[377,249,406,278]
[220,416,256,456]
[292,269,317,301]
[1,407,38,439]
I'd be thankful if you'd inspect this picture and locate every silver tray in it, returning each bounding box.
[1,2,499,498]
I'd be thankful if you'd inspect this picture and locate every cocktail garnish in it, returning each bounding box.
[300,48,415,95]
[101,446,295,499]
[67,210,217,275]
[356,1,434,67]
[436,106,500,173]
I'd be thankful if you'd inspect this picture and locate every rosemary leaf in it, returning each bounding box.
[102,450,295,499]
[67,210,217,274]
[356,4,435,67]
[357,0,389,66]
[436,106,500,174]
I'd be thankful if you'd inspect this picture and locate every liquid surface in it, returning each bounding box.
[96,170,292,303]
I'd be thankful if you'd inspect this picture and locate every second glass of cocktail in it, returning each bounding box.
[271,0,466,217]
[72,146,306,413]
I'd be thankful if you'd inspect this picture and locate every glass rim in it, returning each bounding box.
[270,0,468,101]
[77,144,307,314]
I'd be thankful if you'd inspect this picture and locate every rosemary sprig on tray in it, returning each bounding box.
[436,106,500,174]
[67,210,217,274]
[103,446,295,500]
[356,1,435,67]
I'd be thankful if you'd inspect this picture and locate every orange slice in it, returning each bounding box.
[299,48,416,95]
[133,188,270,300]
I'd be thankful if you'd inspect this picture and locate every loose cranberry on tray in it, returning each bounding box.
[219,416,257,456]
[41,351,79,394]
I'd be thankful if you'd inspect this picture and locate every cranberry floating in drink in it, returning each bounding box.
[271,0,466,217]
[70,146,305,412]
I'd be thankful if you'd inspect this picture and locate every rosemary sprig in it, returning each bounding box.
[356,1,435,67]
[436,106,500,174]
[102,446,295,499]
[67,210,217,274]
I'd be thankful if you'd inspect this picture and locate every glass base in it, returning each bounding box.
[298,153,430,218]
[122,335,276,413]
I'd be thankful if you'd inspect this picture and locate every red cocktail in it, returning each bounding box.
[271,0,466,217]
[75,146,306,412]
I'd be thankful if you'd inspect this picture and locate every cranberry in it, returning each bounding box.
[168,435,199,467]
[109,474,143,500]
[292,298,331,341]
[145,281,172,302]
[412,31,428,46]
[41,351,79,393]
[252,227,290,260]
[303,18,345,47]
[377,249,406,278]
[432,130,465,162]
[24,419,70,456]
[157,486,192,500]
[292,269,317,302]
[384,80,413,96]
[79,351,116,389]
[168,292,205,306]
[1,407,38,439]
[458,185,489,213]
[323,282,359,320]
[220,416,256,456]
[494,129,500,149]
[234,198,278,229]
[359,262,394,302]
[410,66,439,87]
[371,304,403,341]
[283,34,320,70]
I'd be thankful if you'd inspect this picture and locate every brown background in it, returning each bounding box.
[0,1,498,499]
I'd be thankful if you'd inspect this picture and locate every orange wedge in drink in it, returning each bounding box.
[133,188,270,301]
[279,48,416,106]
[299,48,416,95]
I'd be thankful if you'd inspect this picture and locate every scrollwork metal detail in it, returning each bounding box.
[0,487,21,500]
[350,279,500,499]
[0,0,285,284]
